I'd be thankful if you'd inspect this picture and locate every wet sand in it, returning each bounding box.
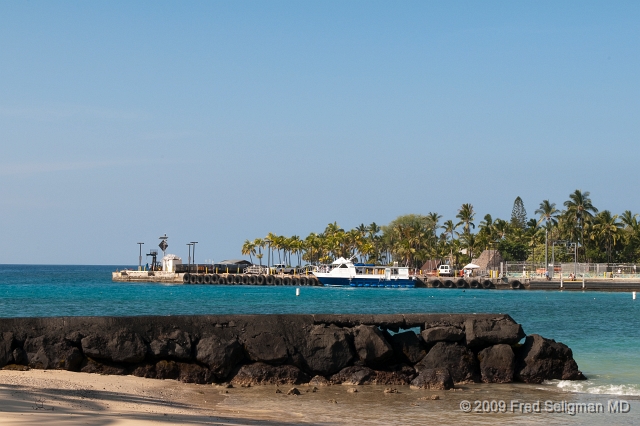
[1,370,638,425]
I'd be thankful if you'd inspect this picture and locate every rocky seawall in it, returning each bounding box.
[0,314,585,389]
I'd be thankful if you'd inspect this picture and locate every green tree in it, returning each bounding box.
[241,240,255,264]
[510,196,527,229]
[563,190,598,260]
[592,211,622,263]
[253,238,265,265]
[441,219,458,267]
[456,203,476,234]
[535,200,559,229]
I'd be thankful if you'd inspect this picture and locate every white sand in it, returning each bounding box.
[0,369,228,425]
[2,369,636,425]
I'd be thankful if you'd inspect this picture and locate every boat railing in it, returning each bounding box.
[316,265,334,273]
[297,265,319,275]
[244,265,269,274]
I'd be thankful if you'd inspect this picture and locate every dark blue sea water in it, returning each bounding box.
[1,264,639,396]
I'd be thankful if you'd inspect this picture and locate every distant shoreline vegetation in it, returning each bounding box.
[242,190,640,269]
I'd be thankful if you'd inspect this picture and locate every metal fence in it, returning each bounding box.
[503,262,640,279]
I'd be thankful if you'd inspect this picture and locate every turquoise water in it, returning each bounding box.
[1,264,639,396]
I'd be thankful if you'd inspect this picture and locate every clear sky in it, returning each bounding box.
[1,1,639,265]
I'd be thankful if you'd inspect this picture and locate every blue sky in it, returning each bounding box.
[1,1,639,264]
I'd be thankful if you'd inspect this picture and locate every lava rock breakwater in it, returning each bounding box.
[0,314,585,389]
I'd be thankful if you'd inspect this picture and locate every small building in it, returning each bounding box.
[471,250,504,272]
[420,259,443,275]
[219,259,252,266]
[162,254,182,273]
[214,259,252,274]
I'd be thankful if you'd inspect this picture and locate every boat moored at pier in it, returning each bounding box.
[313,257,416,288]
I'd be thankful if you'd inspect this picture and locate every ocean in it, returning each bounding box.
[1,264,639,401]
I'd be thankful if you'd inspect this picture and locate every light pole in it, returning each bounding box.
[544,229,548,278]
[191,242,198,273]
[574,242,578,277]
[187,243,193,272]
[568,242,577,277]
[137,242,144,270]
[551,240,567,279]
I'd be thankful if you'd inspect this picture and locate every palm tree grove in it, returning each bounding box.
[241,190,640,269]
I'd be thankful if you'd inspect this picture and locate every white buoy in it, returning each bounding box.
[296,288,300,297]
[634,291,636,300]
[560,275,563,288]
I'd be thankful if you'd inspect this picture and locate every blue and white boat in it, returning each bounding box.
[313,257,416,288]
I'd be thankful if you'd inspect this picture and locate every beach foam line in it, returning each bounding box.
[550,379,640,396]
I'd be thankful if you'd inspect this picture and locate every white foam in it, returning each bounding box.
[549,380,640,396]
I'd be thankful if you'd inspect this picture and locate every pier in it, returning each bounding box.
[112,270,640,291]
[112,270,323,286]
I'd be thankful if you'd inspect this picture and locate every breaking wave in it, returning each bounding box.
[549,380,640,396]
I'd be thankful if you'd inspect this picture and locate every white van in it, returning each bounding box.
[438,264,453,276]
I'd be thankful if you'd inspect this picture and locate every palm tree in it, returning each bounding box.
[289,235,303,266]
[441,220,457,242]
[535,200,559,229]
[367,222,381,238]
[459,232,477,262]
[441,220,457,266]
[427,212,442,237]
[456,203,476,234]
[456,204,476,267]
[364,223,381,264]
[620,210,638,229]
[592,211,622,263]
[265,233,278,267]
[356,223,368,238]
[564,190,598,260]
[493,219,509,240]
[241,240,255,264]
[324,222,343,236]
[534,200,558,268]
[478,214,495,242]
[525,219,541,262]
[253,238,265,265]
[304,233,321,264]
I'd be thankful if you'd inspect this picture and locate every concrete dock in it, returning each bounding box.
[112,270,640,291]
[418,276,640,291]
[112,270,184,283]
[112,270,322,286]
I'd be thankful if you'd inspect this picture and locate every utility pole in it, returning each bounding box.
[191,242,198,273]
[545,229,548,277]
[574,242,577,277]
[137,242,144,270]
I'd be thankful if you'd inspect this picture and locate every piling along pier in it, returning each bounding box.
[420,276,640,291]
[112,270,322,286]
[111,270,640,291]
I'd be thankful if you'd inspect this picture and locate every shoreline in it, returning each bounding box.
[1,370,638,425]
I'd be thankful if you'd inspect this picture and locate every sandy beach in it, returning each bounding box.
[2,369,638,426]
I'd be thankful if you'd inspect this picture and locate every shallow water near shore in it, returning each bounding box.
[215,382,640,425]
[1,264,640,402]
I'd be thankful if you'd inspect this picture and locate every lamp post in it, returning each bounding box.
[551,240,560,279]
[568,242,577,277]
[544,229,548,278]
[137,242,144,270]
[190,242,198,273]
[187,243,193,272]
